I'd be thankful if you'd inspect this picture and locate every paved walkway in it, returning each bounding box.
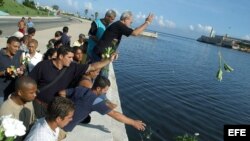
[0,17,91,52]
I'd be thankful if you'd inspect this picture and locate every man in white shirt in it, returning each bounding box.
[24,97,75,141]
[73,33,86,47]
[26,39,42,72]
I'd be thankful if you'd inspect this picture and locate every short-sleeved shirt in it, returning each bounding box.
[26,21,34,28]
[63,86,111,131]
[0,95,36,130]
[88,19,109,36]
[61,33,70,46]
[93,21,133,56]
[0,48,23,98]
[29,60,89,104]
[24,118,59,141]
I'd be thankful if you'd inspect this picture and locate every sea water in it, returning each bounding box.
[114,33,250,141]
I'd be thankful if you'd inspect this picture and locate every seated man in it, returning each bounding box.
[59,75,146,132]
[0,76,37,140]
[24,97,75,141]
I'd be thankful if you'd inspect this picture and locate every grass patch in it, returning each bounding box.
[0,0,50,16]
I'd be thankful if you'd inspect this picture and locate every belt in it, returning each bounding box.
[34,98,48,108]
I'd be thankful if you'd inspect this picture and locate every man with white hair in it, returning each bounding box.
[93,11,154,62]
[87,9,117,62]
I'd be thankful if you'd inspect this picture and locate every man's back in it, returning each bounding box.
[63,86,111,131]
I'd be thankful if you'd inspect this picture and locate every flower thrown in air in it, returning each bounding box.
[216,68,223,82]
[224,63,234,72]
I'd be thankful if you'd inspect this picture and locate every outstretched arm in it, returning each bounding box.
[131,13,154,36]
[86,53,117,72]
[107,110,146,131]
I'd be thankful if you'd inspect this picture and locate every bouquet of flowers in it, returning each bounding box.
[5,66,24,78]
[216,51,234,81]
[0,115,26,141]
[102,39,118,59]
[6,66,18,78]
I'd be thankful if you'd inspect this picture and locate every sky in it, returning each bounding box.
[34,0,250,40]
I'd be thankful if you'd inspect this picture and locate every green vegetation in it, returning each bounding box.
[0,0,50,16]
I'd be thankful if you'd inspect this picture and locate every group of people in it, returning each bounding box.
[0,9,154,141]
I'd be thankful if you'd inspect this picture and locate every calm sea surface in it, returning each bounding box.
[114,33,250,141]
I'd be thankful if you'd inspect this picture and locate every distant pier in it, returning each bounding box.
[197,35,250,53]
[140,31,158,38]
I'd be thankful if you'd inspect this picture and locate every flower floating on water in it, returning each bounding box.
[194,133,199,136]
[0,115,26,141]
[175,133,199,141]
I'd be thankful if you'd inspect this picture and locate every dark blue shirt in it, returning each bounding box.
[0,48,23,98]
[61,33,70,46]
[63,86,111,131]
[29,60,89,104]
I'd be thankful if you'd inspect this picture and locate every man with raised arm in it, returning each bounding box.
[93,11,154,62]
[29,46,116,118]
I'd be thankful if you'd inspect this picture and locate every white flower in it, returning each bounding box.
[0,115,26,138]
[102,47,115,59]
[194,132,199,136]
[21,52,31,65]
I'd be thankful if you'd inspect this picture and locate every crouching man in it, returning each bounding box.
[59,75,146,132]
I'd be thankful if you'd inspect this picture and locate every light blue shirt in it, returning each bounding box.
[87,19,106,58]
[24,118,59,141]
[27,21,34,28]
